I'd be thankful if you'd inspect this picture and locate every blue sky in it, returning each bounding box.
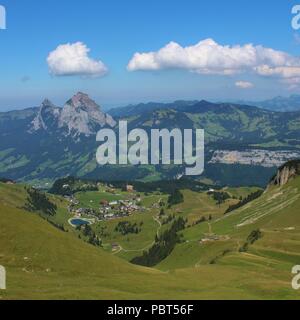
[0,0,300,110]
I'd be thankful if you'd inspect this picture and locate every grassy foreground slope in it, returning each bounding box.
[0,200,265,300]
[156,175,300,300]
[0,178,300,299]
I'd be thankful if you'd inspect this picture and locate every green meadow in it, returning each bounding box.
[0,175,300,300]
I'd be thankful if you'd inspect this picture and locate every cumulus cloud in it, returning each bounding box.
[127,39,300,87]
[47,42,108,77]
[235,81,254,89]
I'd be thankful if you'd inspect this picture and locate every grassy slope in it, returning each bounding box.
[0,195,266,300]
[149,187,260,230]
[0,182,299,299]
[157,177,300,300]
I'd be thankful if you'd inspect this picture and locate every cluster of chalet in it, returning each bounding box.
[66,184,145,221]
[99,198,143,220]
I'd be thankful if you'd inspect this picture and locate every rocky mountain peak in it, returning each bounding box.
[41,98,55,108]
[67,92,99,111]
[29,93,116,137]
[59,92,116,137]
[30,99,60,132]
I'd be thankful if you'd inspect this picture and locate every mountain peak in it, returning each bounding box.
[29,93,116,137]
[72,91,90,102]
[67,92,99,112]
[41,98,55,107]
[30,99,60,132]
[76,91,88,97]
[59,93,116,137]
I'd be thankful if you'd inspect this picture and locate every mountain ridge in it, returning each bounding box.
[234,94,300,112]
[109,95,300,117]
[1,95,300,186]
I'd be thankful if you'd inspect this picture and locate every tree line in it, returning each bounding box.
[115,221,143,235]
[167,189,184,207]
[225,190,263,214]
[77,224,102,247]
[239,229,263,252]
[131,217,186,267]
[24,187,57,216]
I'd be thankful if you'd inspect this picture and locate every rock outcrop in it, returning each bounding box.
[268,160,300,187]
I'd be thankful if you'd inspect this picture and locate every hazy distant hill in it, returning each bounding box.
[109,100,198,118]
[110,95,300,116]
[125,100,300,146]
[235,95,300,112]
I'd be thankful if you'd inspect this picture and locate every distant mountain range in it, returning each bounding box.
[109,94,300,116]
[1,93,300,187]
[235,95,300,112]
[109,100,199,118]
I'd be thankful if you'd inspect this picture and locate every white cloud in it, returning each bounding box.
[235,81,254,89]
[255,65,300,78]
[47,42,108,77]
[127,38,300,88]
